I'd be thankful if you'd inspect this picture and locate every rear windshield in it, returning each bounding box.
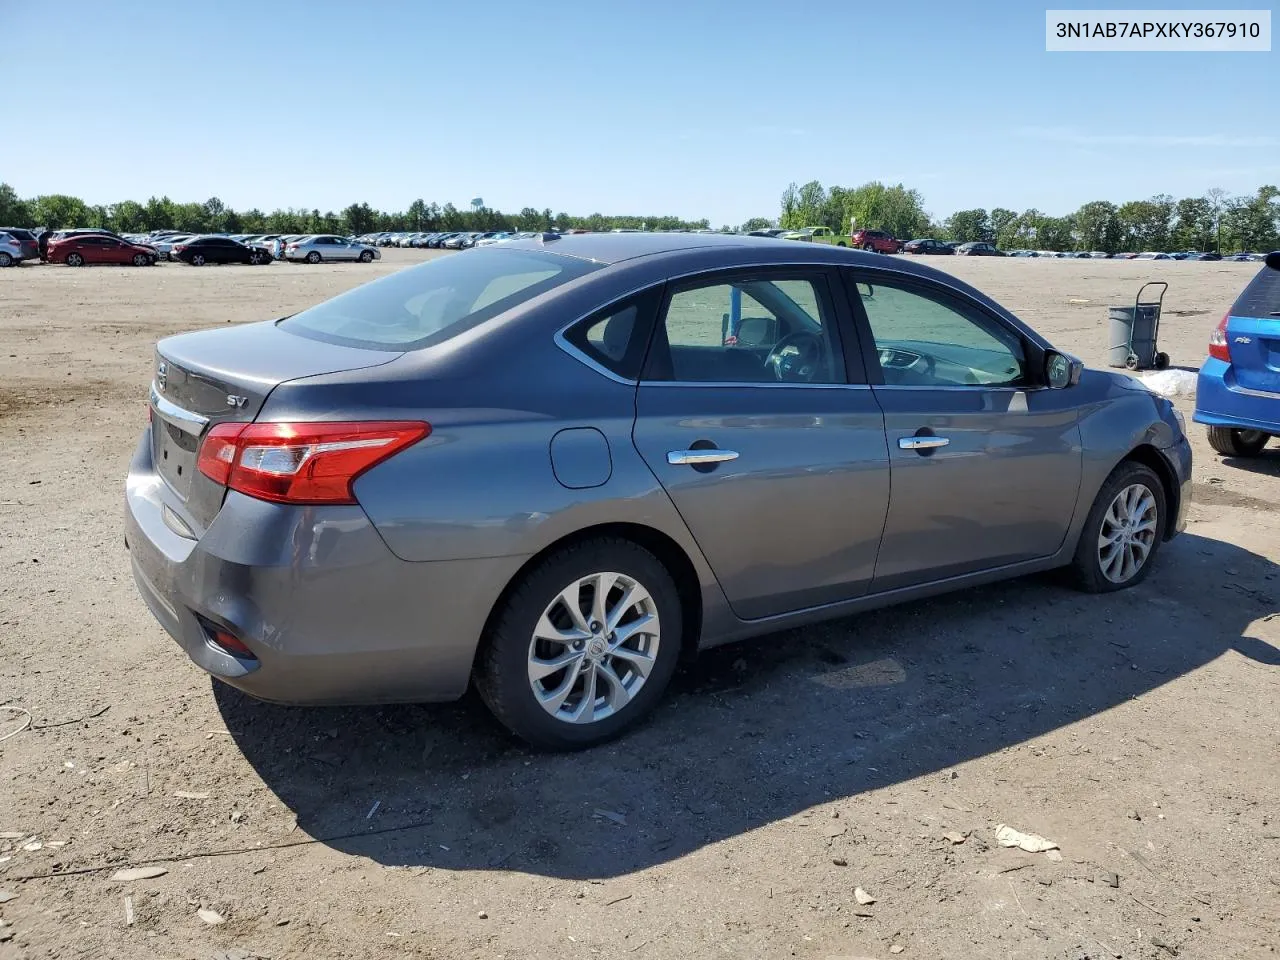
[1231,266,1280,319]
[279,248,602,350]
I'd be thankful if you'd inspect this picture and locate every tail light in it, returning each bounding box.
[197,421,429,504]
[1208,313,1231,362]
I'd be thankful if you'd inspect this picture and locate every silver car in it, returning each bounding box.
[0,232,23,267]
[284,234,381,263]
[125,234,1191,749]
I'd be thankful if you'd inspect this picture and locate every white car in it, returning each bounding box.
[283,235,381,263]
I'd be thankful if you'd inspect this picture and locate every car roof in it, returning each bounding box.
[501,231,778,265]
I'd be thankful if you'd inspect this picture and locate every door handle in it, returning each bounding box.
[667,449,739,465]
[898,436,950,450]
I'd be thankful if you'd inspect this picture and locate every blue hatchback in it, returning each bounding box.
[1194,252,1280,457]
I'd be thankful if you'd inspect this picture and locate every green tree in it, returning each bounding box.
[945,208,991,243]
[843,182,929,240]
[739,216,774,232]
[342,202,376,235]
[989,207,1019,249]
[406,199,427,230]
[109,200,147,233]
[0,183,31,226]
[1072,201,1121,253]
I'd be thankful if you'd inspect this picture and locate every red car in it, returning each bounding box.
[48,234,157,267]
[849,228,903,254]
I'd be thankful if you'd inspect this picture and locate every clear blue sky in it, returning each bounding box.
[4,1,1276,225]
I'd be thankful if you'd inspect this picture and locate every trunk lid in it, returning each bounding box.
[149,320,401,530]
[1227,266,1280,395]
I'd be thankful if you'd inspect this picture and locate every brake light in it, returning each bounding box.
[197,421,429,504]
[1208,313,1231,362]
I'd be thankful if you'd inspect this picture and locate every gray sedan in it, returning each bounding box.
[125,234,1191,749]
[284,234,381,263]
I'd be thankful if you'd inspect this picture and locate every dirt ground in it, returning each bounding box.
[1,250,1278,960]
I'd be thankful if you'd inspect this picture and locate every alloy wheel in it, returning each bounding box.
[1097,483,1158,584]
[526,572,660,724]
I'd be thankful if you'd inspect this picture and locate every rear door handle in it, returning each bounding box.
[667,449,740,465]
[898,436,950,450]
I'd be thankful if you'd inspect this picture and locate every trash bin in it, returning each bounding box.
[1107,282,1169,370]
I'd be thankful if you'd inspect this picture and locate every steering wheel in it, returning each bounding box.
[764,330,825,382]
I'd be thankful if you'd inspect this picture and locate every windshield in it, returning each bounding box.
[279,248,602,350]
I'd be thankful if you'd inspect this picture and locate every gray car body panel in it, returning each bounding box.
[125,236,1191,705]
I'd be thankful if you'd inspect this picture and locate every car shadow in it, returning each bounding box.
[1217,448,1280,478]
[215,531,1279,880]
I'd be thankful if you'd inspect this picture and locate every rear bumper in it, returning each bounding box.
[123,431,526,706]
[1192,360,1280,433]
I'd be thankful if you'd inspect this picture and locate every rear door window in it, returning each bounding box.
[1231,267,1280,319]
[280,248,602,350]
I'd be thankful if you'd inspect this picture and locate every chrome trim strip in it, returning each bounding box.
[667,449,740,465]
[641,380,873,390]
[150,383,209,434]
[1229,381,1280,400]
[899,436,950,450]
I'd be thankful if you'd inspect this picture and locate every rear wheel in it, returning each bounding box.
[0,252,11,267]
[1070,461,1165,593]
[190,253,205,266]
[476,538,682,750]
[66,252,84,267]
[306,251,321,264]
[1206,426,1269,457]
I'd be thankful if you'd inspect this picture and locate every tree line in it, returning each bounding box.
[0,184,712,237]
[769,180,1280,253]
[3,179,1277,253]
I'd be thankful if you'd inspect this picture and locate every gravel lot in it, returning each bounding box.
[1,250,1278,959]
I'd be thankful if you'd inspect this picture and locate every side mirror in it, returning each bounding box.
[1266,250,1280,271]
[1045,350,1083,389]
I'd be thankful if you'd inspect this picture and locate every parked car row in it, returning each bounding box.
[355,230,544,249]
[0,227,382,267]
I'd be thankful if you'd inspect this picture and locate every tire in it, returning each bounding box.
[0,252,11,267]
[249,251,264,265]
[475,537,683,750]
[359,249,374,262]
[306,251,321,264]
[1069,461,1166,593]
[132,253,148,267]
[862,243,874,252]
[1206,426,1269,457]
[66,253,84,267]
[1124,354,1139,370]
[836,241,847,247]
[190,254,205,266]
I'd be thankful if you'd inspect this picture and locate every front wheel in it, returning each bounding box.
[132,253,149,267]
[862,243,874,252]
[1069,461,1165,593]
[1206,426,1269,457]
[306,251,321,264]
[475,538,683,750]
[836,241,847,247]
[359,249,374,262]
[190,254,205,266]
